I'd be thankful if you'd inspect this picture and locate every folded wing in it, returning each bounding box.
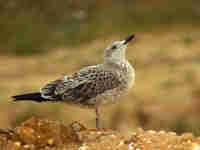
[40,66,121,104]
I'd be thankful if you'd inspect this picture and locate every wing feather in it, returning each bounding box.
[40,66,121,103]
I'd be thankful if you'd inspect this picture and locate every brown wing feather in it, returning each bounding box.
[40,66,121,104]
[62,67,121,104]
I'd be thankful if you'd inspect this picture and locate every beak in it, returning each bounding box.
[123,34,135,45]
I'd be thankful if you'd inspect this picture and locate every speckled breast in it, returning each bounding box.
[87,61,135,107]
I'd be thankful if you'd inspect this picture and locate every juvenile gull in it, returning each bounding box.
[12,34,135,129]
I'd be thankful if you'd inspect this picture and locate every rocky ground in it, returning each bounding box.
[0,117,199,150]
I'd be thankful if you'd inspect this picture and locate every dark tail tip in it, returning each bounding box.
[12,93,47,103]
[12,95,19,101]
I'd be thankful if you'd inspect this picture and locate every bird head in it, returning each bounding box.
[104,34,135,63]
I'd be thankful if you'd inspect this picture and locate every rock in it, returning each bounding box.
[0,117,200,150]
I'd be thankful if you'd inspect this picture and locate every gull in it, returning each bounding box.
[12,34,135,129]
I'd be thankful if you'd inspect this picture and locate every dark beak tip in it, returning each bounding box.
[125,34,135,44]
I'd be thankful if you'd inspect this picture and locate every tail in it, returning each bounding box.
[12,92,48,103]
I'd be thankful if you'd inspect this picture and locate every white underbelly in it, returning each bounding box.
[87,82,133,106]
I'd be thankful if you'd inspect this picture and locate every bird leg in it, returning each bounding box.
[95,107,117,135]
[95,107,101,130]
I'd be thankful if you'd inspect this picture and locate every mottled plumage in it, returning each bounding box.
[41,65,120,104]
[12,34,136,129]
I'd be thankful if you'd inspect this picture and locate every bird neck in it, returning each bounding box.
[104,57,127,68]
[104,49,126,65]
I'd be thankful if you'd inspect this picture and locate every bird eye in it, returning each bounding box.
[111,45,117,49]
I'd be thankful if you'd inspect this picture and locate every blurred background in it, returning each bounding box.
[1,0,200,135]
